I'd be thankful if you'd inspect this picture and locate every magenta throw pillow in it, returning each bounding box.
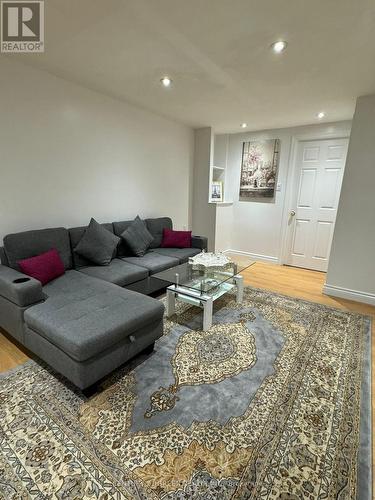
[18,248,65,285]
[161,228,192,248]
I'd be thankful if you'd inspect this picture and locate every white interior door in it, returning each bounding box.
[287,138,348,271]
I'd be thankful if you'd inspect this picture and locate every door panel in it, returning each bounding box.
[319,169,340,209]
[287,138,348,272]
[303,146,320,162]
[313,221,333,260]
[292,219,310,257]
[297,169,316,208]
[327,144,345,161]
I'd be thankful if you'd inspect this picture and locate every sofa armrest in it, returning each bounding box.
[0,265,44,307]
[192,235,208,251]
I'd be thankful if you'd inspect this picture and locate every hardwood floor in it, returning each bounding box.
[0,329,29,373]
[0,262,373,480]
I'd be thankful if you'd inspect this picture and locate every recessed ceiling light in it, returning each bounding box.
[241,123,248,128]
[317,111,326,119]
[160,76,172,87]
[271,40,288,53]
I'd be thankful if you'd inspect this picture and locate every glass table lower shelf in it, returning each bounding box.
[165,274,243,331]
[152,253,255,331]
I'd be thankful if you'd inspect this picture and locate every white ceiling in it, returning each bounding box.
[4,0,375,133]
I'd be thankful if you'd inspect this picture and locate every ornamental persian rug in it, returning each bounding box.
[0,288,371,500]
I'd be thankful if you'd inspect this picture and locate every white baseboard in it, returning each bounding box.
[223,249,279,265]
[323,284,375,306]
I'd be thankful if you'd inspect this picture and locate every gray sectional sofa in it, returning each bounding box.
[0,217,207,389]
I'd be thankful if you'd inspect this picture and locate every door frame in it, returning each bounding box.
[279,130,351,267]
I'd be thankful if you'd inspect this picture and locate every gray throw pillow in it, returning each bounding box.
[121,216,153,257]
[74,218,120,266]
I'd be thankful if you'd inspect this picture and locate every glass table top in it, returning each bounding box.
[152,253,255,294]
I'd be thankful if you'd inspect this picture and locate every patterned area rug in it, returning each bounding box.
[0,287,371,499]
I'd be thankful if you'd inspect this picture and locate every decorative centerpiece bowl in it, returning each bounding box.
[189,251,234,272]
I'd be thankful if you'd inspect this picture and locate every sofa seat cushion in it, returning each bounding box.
[121,252,179,274]
[152,247,201,263]
[24,271,164,362]
[78,259,148,286]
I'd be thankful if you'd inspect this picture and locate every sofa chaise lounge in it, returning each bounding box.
[0,217,207,389]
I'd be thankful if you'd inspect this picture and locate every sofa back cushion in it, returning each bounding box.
[121,216,153,257]
[113,220,134,257]
[69,222,114,268]
[73,218,120,266]
[3,227,72,271]
[145,217,173,249]
[0,247,9,266]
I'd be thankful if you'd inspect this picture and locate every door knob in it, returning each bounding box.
[290,210,296,216]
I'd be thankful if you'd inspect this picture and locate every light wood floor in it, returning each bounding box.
[0,262,373,480]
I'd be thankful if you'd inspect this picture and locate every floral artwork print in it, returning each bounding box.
[239,139,280,200]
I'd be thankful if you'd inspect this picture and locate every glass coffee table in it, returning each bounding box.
[153,253,255,331]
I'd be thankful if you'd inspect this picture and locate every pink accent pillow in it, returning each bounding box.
[161,228,192,248]
[18,248,65,285]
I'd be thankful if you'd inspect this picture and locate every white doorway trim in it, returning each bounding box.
[279,130,351,266]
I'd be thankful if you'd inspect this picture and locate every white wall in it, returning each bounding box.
[215,202,233,252]
[325,95,375,304]
[192,127,216,251]
[215,121,352,261]
[0,58,194,242]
